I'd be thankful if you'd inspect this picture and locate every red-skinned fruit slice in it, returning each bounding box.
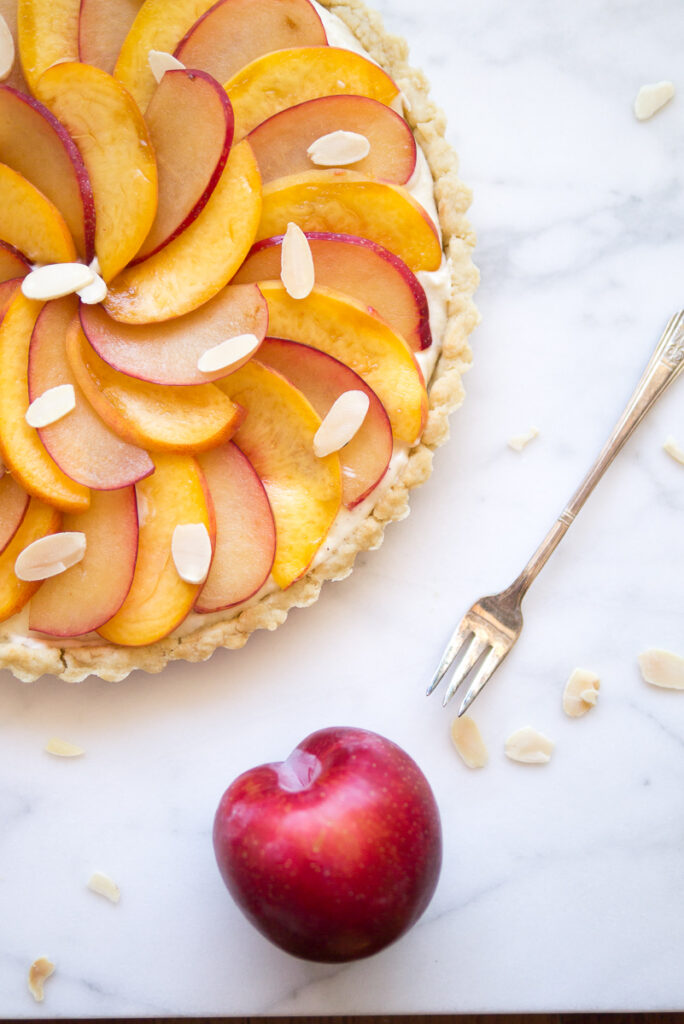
[0,241,30,285]
[0,0,30,92]
[17,0,81,93]
[0,495,60,623]
[78,0,144,75]
[233,232,432,351]
[80,283,267,386]
[28,486,139,636]
[174,0,326,86]
[0,473,30,554]
[0,275,21,318]
[28,298,154,490]
[0,161,76,265]
[195,441,276,612]
[258,338,392,509]
[132,68,234,264]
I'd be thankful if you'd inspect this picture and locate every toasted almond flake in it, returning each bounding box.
[172,523,212,584]
[562,667,600,717]
[307,130,371,167]
[638,648,684,690]
[197,333,260,373]
[0,13,14,81]
[87,870,120,904]
[28,957,55,1002]
[634,80,675,120]
[148,49,185,83]
[663,435,684,465]
[77,272,107,305]
[15,531,86,582]
[45,737,84,757]
[25,384,75,429]
[22,262,94,301]
[504,726,554,764]
[313,390,370,457]
[508,427,539,452]
[280,222,315,299]
[450,715,489,768]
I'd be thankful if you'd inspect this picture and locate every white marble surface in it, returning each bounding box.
[2,0,684,1015]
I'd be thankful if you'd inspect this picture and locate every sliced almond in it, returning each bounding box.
[508,427,539,452]
[148,49,185,83]
[0,12,14,81]
[280,222,315,300]
[307,130,371,167]
[634,81,675,120]
[77,272,108,305]
[15,531,86,582]
[28,957,55,1003]
[45,737,85,758]
[197,333,261,374]
[89,255,102,276]
[87,870,120,904]
[638,648,684,690]
[562,668,600,717]
[450,715,488,768]
[504,726,554,764]
[171,523,212,584]
[22,262,95,301]
[25,384,76,429]
[313,390,370,457]
[663,435,684,465]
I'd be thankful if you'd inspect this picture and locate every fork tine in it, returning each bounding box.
[457,647,506,716]
[441,635,489,706]
[426,623,471,696]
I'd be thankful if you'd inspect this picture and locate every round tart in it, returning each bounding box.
[0,0,478,682]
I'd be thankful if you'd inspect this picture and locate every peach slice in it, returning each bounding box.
[81,283,267,385]
[225,47,399,141]
[34,62,157,282]
[0,0,29,92]
[0,494,60,622]
[0,291,90,511]
[174,0,326,86]
[17,0,80,93]
[98,452,214,646]
[258,338,392,509]
[218,359,341,589]
[195,441,275,612]
[258,281,427,443]
[257,170,442,273]
[0,161,76,264]
[0,85,96,260]
[66,318,243,452]
[78,0,143,75]
[104,140,261,324]
[0,241,29,284]
[29,298,154,489]
[133,68,234,263]
[247,95,416,185]
[28,486,138,636]
[0,275,21,317]
[234,232,431,351]
[0,472,29,553]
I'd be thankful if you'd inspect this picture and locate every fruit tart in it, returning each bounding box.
[0,0,478,682]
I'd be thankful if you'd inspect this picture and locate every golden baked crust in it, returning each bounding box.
[0,0,479,683]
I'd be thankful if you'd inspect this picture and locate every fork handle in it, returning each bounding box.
[507,311,684,600]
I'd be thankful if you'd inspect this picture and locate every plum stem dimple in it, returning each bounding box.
[276,748,322,792]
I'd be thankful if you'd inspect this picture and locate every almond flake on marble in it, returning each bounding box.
[45,737,85,758]
[450,715,488,768]
[148,49,185,83]
[280,222,315,299]
[0,13,15,81]
[508,427,539,452]
[22,262,95,301]
[637,648,684,690]
[504,726,554,764]
[562,668,600,717]
[663,435,684,465]
[172,523,212,584]
[77,272,107,305]
[197,333,261,373]
[634,81,675,121]
[15,531,86,582]
[25,384,76,429]
[307,130,371,167]
[313,390,370,457]
[28,957,55,1003]
[87,870,120,904]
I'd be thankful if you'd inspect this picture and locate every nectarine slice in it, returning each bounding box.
[17,0,80,93]
[218,360,341,589]
[0,240,29,284]
[34,62,157,282]
[0,472,29,554]
[29,299,154,489]
[29,486,139,636]
[257,170,442,273]
[98,452,214,646]
[78,0,143,75]
[104,140,261,323]
[66,318,243,453]
[0,275,21,318]
[81,283,267,385]
[259,338,392,509]
[0,495,60,623]
[0,161,76,264]
[258,282,427,443]
[225,47,399,141]
[0,0,29,92]
[174,0,326,86]
[0,291,90,511]
[196,441,275,612]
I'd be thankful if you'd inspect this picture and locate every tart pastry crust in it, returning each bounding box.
[0,0,478,683]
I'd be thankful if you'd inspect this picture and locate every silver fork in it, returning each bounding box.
[427,310,684,716]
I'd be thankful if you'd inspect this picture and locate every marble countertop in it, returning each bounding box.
[2,0,684,1015]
